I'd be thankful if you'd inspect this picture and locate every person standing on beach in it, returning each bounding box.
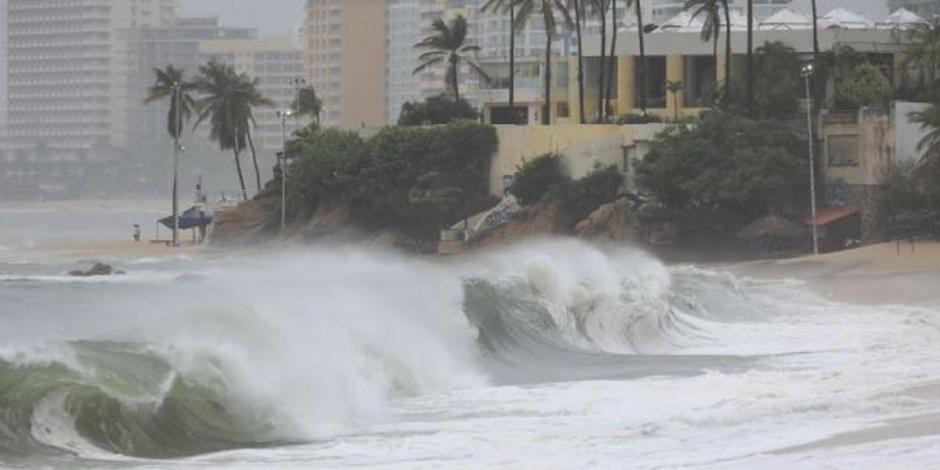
[133,224,141,242]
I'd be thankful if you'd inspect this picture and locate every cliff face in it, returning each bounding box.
[211,188,637,252]
[210,190,433,252]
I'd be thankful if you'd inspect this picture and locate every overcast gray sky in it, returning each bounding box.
[181,0,890,37]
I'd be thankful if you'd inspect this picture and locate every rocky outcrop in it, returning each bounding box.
[209,189,280,246]
[473,201,569,249]
[575,197,636,242]
[68,262,122,277]
[292,199,352,241]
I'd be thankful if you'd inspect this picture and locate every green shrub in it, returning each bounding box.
[636,110,807,219]
[286,121,498,238]
[836,62,892,109]
[398,94,479,126]
[508,154,566,206]
[558,165,623,223]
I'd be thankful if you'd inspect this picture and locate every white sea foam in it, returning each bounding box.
[2,241,940,469]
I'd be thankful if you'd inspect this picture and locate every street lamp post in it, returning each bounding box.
[802,63,819,255]
[277,110,294,234]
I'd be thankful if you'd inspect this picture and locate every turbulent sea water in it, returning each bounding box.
[2,211,940,468]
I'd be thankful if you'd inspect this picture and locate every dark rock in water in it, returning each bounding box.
[68,262,115,277]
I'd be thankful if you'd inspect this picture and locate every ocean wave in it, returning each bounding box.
[0,240,803,461]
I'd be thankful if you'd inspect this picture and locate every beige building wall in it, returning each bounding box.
[304,0,386,130]
[489,123,668,196]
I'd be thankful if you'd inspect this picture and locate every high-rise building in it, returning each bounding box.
[198,36,306,159]
[887,0,940,18]
[121,16,257,189]
[0,0,8,151]
[303,0,387,129]
[3,0,177,155]
[386,0,423,123]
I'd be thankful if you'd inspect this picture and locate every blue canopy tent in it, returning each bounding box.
[159,206,213,230]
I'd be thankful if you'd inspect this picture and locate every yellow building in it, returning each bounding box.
[483,23,908,124]
[303,0,387,130]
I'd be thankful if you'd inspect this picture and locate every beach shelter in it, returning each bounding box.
[159,206,213,230]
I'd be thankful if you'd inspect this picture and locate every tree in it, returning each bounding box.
[720,41,802,119]
[685,0,723,97]
[144,65,197,246]
[512,0,573,125]
[398,94,479,126]
[836,63,892,109]
[666,80,683,118]
[414,14,490,103]
[605,0,619,119]
[509,153,566,205]
[636,111,808,219]
[192,60,261,199]
[482,0,520,122]
[572,0,587,123]
[901,17,940,100]
[589,0,610,121]
[291,86,322,125]
[909,102,940,165]
[626,0,648,112]
[811,0,819,60]
[746,0,754,116]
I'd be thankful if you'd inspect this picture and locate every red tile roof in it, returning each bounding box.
[803,207,859,227]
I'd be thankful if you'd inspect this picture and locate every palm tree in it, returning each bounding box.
[237,73,274,192]
[811,0,819,60]
[414,14,490,103]
[625,0,647,112]
[666,80,683,119]
[291,86,323,125]
[512,0,573,125]
[144,65,196,246]
[746,0,754,116]
[685,0,722,98]
[902,18,940,100]
[571,0,587,123]
[482,0,521,123]
[192,60,250,199]
[605,0,619,119]
[589,0,610,121]
[910,103,940,164]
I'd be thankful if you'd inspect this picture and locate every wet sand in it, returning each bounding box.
[30,239,203,260]
[721,240,940,306]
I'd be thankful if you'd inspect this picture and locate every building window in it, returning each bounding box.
[636,56,666,109]
[827,134,860,167]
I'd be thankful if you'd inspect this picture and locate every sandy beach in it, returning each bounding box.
[719,239,940,306]
[29,239,203,260]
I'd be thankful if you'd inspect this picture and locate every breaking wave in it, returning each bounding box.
[0,240,775,462]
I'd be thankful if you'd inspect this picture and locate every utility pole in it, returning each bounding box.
[277,110,293,234]
[802,63,819,255]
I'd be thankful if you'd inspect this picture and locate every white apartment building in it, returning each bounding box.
[4,0,176,155]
